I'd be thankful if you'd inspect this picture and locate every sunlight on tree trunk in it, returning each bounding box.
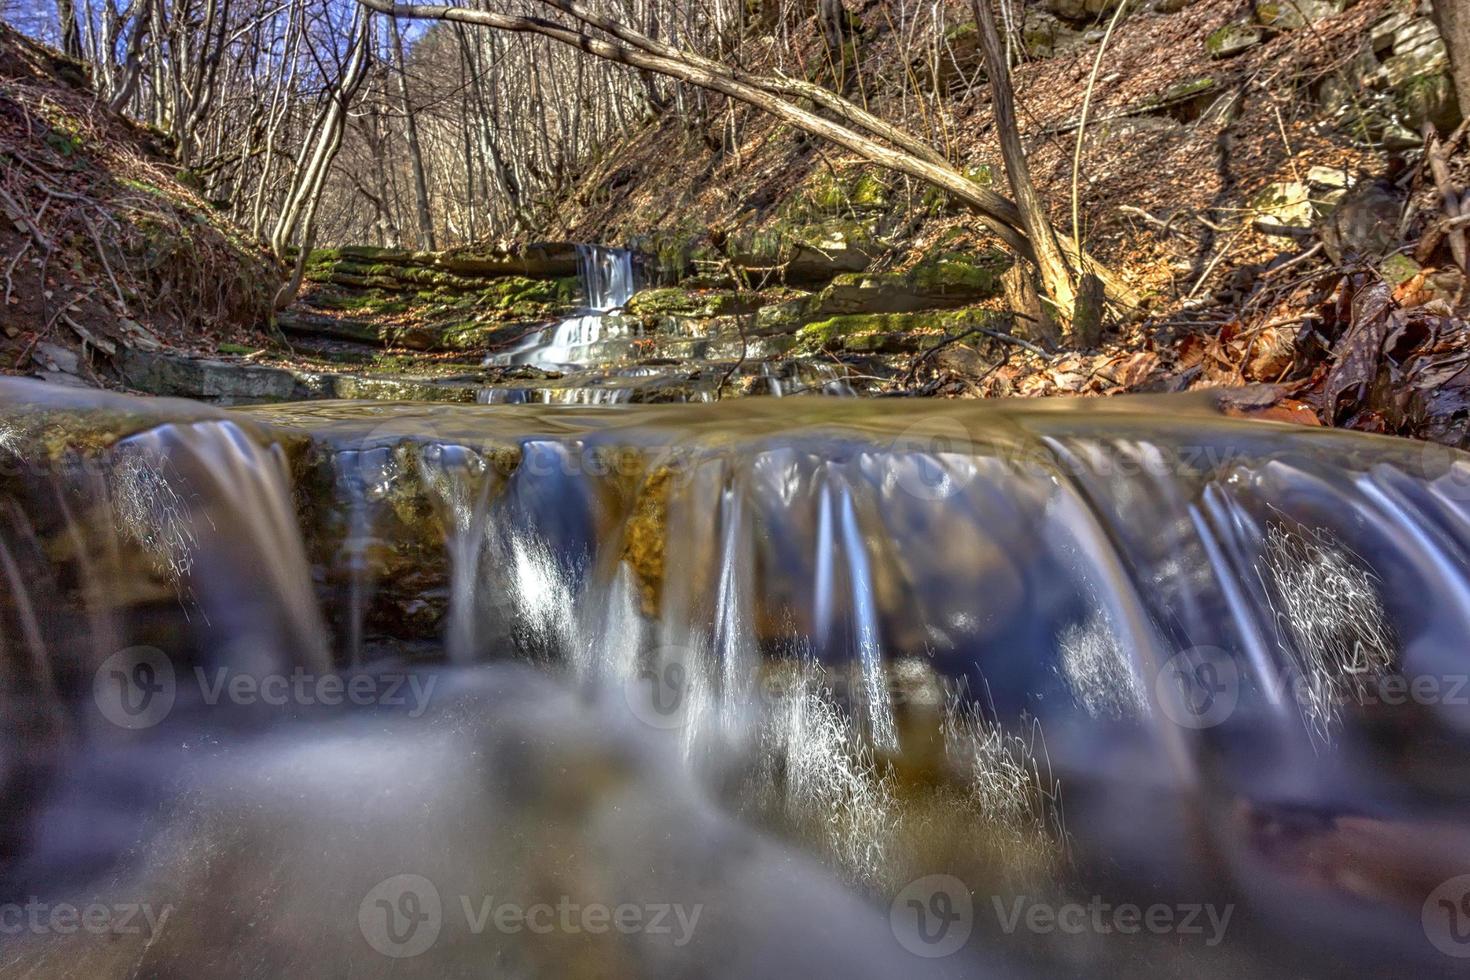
[1430,0,1470,120]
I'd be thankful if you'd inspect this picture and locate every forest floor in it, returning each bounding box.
[540,0,1470,443]
[0,24,275,384]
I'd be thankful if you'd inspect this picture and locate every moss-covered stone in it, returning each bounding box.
[911,249,1011,296]
[1395,71,1463,134]
[1206,21,1262,58]
[923,165,996,212]
[1254,0,1344,31]
[804,166,891,214]
[796,308,1005,354]
[626,286,796,323]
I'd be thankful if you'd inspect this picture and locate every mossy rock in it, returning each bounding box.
[1254,0,1345,31]
[803,166,891,214]
[1206,21,1262,58]
[813,248,1009,315]
[796,308,1005,354]
[923,165,997,211]
[1152,76,1217,109]
[625,286,778,322]
[626,287,722,319]
[724,216,884,285]
[1022,9,1086,60]
[911,249,1011,296]
[1395,71,1463,134]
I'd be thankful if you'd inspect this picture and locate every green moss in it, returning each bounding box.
[911,249,1011,295]
[1396,71,1463,134]
[627,287,715,318]
[1206,21,1261,58]
[944,20,978,42]
[311,289,412,315]
[923,165,996,211]
[1154,76,1217,107]
[798,164,891,218]
[797,308,1004,353]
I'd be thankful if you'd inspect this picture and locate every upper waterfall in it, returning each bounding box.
[486,245,639,371]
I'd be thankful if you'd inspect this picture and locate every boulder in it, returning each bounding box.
[1316,179,1404,264]
[1022,9,1088,59]
[1206,21,1263,58]
[1255,0,1346,32]
[1252,181,1315,237]
[1379,18,1450,89]
[1395,70,1463,132]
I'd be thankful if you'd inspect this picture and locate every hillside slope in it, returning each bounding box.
[0,24,278,386]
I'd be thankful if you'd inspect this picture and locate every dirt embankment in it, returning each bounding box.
[0,23,278,387]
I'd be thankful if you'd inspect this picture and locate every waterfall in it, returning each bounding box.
[485,244,638,370]
[7,380,1470,978]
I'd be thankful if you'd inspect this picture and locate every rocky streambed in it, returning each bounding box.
[116,234,1015,406]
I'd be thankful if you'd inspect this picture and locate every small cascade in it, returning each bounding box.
[485,244,639,370]
[7,381,1470,977]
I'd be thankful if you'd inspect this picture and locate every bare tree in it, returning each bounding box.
[970,0,1078,337]
[56,0,83,58]
[389,14,437,250]
[352,0,1134,314]
[1430,0,1469,119]
[270,6,375,308]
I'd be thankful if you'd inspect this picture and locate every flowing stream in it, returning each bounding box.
[2,378,1470,977]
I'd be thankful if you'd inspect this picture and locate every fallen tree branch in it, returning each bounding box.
[971,0,1077,326]
[1424,122,1468,274]
[354,0,1139,314]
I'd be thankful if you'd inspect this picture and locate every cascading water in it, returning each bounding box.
[3,378,1470,978]
[486,244,639,370]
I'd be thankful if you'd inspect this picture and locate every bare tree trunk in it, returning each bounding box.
[390,15,438,250]
[109,0,155,112]
[272,8,374,308]
[816,0,851,92]
[970,0,1077,331]
[57,0,84,59]
[366,100,403,247]
[1431,0,1470,119]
